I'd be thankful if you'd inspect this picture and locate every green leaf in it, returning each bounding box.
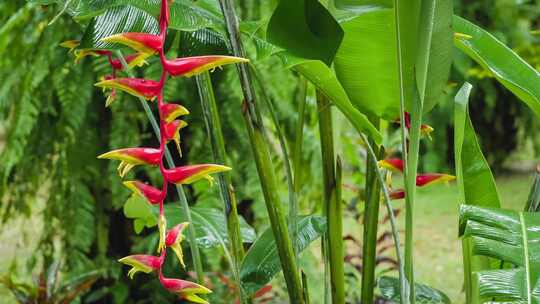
[333,6,452,119]
[454,83,501,208]
[78,5,159,50]
[283,55,382,144]
[454,16,540,117]
[267,0,344,65]
[378,276,451,304]
[122,195,256,248]
[240,215,326,296]
[459,205,540,303]
[74,0,221,32]
[454,83,501,303]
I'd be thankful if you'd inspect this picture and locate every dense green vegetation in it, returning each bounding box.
[0,0,538,303]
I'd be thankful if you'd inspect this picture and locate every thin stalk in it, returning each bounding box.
[316,92,344,304]
[115,50,204,282]
[361,116,382,304]
[393,0,416,301]
[359,134,407,303]
[292,77,308,258]
[217,1,304,302]
[195,72,246,300]
[249,64,298,256]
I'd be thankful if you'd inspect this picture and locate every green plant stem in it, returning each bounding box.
[217,1,304,302]
[316,91,344,304]
[195,71,246,300]
[249,64,298,256]
[361,116,382,304]
[115,50,204,283]
[359,134,407,303]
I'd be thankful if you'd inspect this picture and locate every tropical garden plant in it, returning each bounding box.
[0,0,539,303]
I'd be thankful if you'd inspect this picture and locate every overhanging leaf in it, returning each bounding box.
[267,0,344,65]
[240,215,326,296]
[459,205,540,303]
[282,55,382,144]
[454,16,540,117]
[378,276,451,304]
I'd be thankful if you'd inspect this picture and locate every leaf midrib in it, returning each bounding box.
[520,212,531,304]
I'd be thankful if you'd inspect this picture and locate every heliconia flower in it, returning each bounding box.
[164,56,249,77]
[158,214,167,253]
[163,120,188,154]
[160,103,190,123]
[101,33,163,54]
[105,88,117,107]
[159,0,170,32]
[118,254,162,279]
[95,78,161,100]
[378,158,404,173]
[389,189,405,200]
[98,147,161,177]
[163,164,231,185]
[123,181,163,204]
[59,40,80,52]
[109,52,150,70]
[165,222,189,268]
[416,173,456,187]
[159,273,212,304]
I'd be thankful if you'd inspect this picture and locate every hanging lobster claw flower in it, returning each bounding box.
[73,49,112,63]
[158,214,167,253]
[101,33,163,54]
[163,164,231,185]
[378,158,404,173]
[159,273,212,304]
[165,222,189,268]
[163,120,188,154]
[164,56,249,77]
[416,173,455,187]
[109,52,150,70]
[118,254,162,279]
[98,147,161,177]
[389,189,405,200]
[123,181,163,204]
[95,78,161,100]
[160,103,190,123]
[105,87,118,107]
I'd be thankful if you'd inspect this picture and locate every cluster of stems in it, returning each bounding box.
[64,0,248,302]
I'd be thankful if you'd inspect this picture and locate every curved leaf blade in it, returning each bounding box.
[240,215,326,296]
[454,16,540,117]
[282,55,382,143]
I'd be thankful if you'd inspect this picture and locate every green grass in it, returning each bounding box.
[412,173,535,302]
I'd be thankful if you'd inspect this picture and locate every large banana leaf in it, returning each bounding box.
[334,5,452,120]
[454,16,540,117]
[240,215,326,296]
[123,195,256,248]
[378,276,451,304]
[267,0,344,65]
[459,204,540,303]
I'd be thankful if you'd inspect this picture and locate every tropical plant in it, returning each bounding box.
[2,0,539,303]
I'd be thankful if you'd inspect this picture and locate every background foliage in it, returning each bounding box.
[0,0,538,303]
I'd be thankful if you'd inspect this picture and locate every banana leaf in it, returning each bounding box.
[378,276,451,304]
[459,204,540,303]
